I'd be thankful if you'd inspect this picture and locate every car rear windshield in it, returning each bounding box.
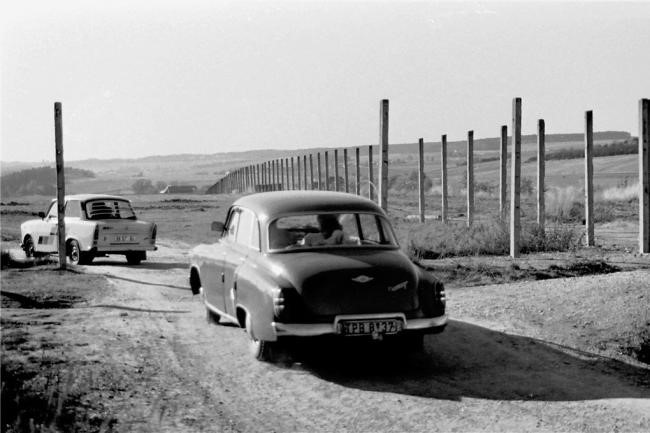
[85,199,136,220]
[268,212,398,251]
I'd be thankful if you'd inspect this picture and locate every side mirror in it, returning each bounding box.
[38,212,45,219]
[211,221,225,233]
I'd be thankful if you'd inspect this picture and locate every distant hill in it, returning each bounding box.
[1,166,95,197]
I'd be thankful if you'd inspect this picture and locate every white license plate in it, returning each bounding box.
[115,235,136,242]
[337,319,403,336]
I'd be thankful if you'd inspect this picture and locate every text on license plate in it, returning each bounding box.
[115,235,136,242]
[337,319,403,336]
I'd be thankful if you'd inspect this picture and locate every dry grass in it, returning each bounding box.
[600,182,639,202]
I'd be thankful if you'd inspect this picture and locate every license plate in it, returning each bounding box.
[115,235,136,242]
[337,319,403,336]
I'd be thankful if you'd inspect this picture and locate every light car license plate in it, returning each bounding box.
[115,235,136,242]
[337,319,403,336]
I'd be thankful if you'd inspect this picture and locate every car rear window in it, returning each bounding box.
[268,212,398,251]
[85,199,136,220]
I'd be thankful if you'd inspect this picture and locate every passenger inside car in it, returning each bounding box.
[303,214,344,246]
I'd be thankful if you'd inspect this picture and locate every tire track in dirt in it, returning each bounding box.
[82,242,649,432]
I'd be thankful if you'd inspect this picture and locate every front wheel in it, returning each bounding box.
[23,236,35,258]
[245,314,276,362]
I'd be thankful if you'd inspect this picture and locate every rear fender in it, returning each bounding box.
[236,268,278,342]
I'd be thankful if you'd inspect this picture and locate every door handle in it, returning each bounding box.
[221,272,225,283]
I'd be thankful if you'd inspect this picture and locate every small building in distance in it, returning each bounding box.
[159,185,197,194]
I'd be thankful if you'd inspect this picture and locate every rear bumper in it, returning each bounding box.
[273,314,448,337]
[90,245,157,253]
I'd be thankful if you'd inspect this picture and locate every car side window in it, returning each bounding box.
[65,200,82,218]
[225,209,240,241]
[358,214,381,243]
[236,209,255,247]
[46,201,57,219]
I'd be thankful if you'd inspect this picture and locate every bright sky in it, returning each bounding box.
[1,1,649,162]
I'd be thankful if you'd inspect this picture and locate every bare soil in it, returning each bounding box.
[2,241,649,432]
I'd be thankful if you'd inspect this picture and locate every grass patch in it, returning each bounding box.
[407,220,580,260]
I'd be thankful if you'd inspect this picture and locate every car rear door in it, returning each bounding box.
[203,208,239,314]
[32,201,60,253]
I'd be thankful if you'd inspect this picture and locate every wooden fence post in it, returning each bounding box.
[304,155,309,190]
[441,134,448,223]
[379,99,389,211]
[324,151,330,191]
[537,119,546,230]
[500,125,508,222]
[640,99,650,254]
[355,147,361,195]
[309,154,314,190]
[54,102,66,270]
[317,153,322,190]
[510,97,522,258]
[285,158,290,190]
[334,149,340,191]
[368,145,374,200]
[291,157,295,190]
[585,110,594,246]
[418,138,425,223]
[467,130,474,227]
[296,157,301,190]
[344,148,349,193]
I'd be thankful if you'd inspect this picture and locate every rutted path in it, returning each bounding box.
[27,241,650,432]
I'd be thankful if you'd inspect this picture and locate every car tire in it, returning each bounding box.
[400,332,425,352]
[206,307,220,324]
[126,252,144,265]
[245,314,275,362]
[68,240,81,265]
[23,235,35,258]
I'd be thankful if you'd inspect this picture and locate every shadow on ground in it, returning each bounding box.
[279,320,650,402]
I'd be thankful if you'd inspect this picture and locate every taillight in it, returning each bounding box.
[93,226,99,246]
[273,288,301,322]
[273,288,285,318]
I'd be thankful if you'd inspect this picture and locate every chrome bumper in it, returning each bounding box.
[273,314,448,337]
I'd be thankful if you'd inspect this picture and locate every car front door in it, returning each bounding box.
[203,208,239,314]
[32,201,60,253]
[222,208,256,318]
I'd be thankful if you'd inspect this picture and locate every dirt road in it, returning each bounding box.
[4,242,650,432]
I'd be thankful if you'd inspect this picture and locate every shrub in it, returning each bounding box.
[131,178,157,194]
[407,220,580,260]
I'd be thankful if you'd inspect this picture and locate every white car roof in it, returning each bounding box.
[60,194,131,202]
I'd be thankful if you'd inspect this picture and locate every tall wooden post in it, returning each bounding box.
[355,147,361,195]
[585,111,595,246]
[334,149,340,191]
[291,157,295,190]
[467,130,474,227]
[54,102,66,269]
[441,134,448,223]
[379,99,389,211]
[368,145,374,200]
[296,157,301,190]
[324,151,330,191]
[418,138,425,223]
[640,99,650,254]
[500,125,508,222]
[304,155,308,190]
[317,153,322,190]
[537,119,546,230]
[272,160,277,191]
[343,148,349,193]
[309,154,314,190]
[510,97,522,258]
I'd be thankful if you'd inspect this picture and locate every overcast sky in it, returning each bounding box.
[1,1,649,162]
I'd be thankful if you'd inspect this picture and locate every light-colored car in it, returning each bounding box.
[189,191,447,362]
[20,194,157,265]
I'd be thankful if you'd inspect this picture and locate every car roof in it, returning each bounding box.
[233,191,385,221]
[62,194,130,202]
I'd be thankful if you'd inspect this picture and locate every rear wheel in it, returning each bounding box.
[245,314,276,362]
[126,251,145,265]
[68,240,81,265]
[23,236,35,258]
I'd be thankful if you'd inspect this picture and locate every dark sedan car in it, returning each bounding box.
[189,191,447,361]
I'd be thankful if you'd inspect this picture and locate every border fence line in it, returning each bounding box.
[208,97,649,255]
